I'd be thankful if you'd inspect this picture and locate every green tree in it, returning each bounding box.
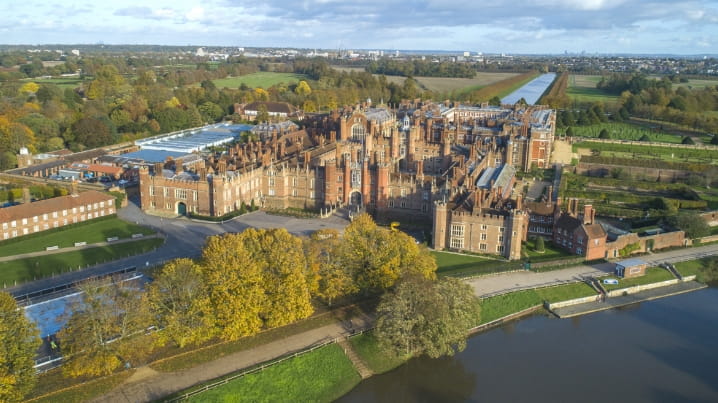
[59,277,153,377]
[681,136,695,145]
[565,126,574,137]
[668,212,709,239]
[0,292,40,402]
[147,258,216,348]
[598,129,610,139]
[488,96,501,106]
[255,104,269,123]
[375,276,480,359]
[534,236,545,253]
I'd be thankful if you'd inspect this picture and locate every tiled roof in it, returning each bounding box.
[525,201,555,216]
[584,223,606,239]
[0,191,114,223]
[245,102,297,114]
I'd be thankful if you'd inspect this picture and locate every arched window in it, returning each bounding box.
[351,124,365,141]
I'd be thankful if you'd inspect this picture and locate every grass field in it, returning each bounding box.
[601,267,675,291]
[186,344,360,403]
[523,238,573,261]
[329,66,518,94]
[674,259,704,278]
[571,122,685,144]
[0,217,155,257]
[432,251,517,277]
[349,332,409,374]
[567,75,619,103]
[150,308,346,372]
[22,77,86,90]
[573,141,718,164]
[0,238,163,286]
[207,72,308,89]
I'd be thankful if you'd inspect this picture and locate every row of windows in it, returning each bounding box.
[2,203,111,230]
[2,210,111,240]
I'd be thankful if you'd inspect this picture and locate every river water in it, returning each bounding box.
[501,73,557,105]
[338,287,718,403]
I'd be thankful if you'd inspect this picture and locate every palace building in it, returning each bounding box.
[138,100,557,259]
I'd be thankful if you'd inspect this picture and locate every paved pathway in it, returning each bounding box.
[91,314,373,403]
[467,243,718,298]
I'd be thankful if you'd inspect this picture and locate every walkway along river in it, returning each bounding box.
[338,286,718,403]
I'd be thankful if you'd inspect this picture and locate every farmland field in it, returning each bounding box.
[207,72,308,89]
[329,66,519,93]
[22,77,85,90]
[567,74,619,103]
[647,76,718,89]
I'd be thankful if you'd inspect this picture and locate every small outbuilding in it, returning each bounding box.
[614,258,648,278]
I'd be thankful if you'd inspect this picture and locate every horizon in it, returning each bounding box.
[2,0,717,55]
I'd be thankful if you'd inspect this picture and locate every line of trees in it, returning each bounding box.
[366,59,477,78]
[56,214,439,378]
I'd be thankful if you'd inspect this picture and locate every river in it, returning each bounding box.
[501,73,556,105]
[338,287,718,403]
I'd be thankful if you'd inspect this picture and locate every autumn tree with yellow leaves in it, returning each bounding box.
[339,213,436,293]
[202,228,313,340]
[147,258,216,348]
[0,292,40,402]
[59,277,153,378]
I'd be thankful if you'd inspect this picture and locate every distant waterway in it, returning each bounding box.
[502,73,556,105]
[339,287,718,403]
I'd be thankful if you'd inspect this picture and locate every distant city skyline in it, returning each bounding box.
[2,0,717,55]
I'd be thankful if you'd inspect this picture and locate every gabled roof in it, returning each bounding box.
[0,191,114,223]
[583,223,607,239]
[525,201,555,216]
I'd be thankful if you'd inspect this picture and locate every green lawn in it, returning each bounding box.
[567,75,619,103]
[185,344,360,403]
[207,72,308,89]
[570,122,684,144]
[150,308,347,372]
[602,267,675,291]
[479,289,542,324]
[0,238,163,286]
[432,251,518,277]
[349,332,409,374]
[523,238,573,262]
[673,259,703,278]
[23,77,86,90]
[0,216,155,257]
[534,282,597,303]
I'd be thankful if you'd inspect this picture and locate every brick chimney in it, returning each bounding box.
[583,204,594,225]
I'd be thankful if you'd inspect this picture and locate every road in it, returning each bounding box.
[6,199,350,298]
[467,243,718,297]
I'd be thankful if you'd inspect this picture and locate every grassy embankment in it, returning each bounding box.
[601,267,675,292]
[183,344,360,403]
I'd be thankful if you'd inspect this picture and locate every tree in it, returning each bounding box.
[565,126,574,137]
[681,136,695,145]
[305,229,356,306]
[668,212,709,239]
[71,117,114,148]
[18,82,39,95]
[339,214,436,293]
[147,259,215,348]
[201,229,313,340]
[534,236,545,253]
[59,277,153,377]
[638,134,651,142]
[375,276,480,359]
[598,129,610,139]
[488,96,501,106]
[255,104,269,123]
[0,292,40,402]
[294,80,312,96]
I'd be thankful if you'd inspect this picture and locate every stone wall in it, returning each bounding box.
[605,279,680,297]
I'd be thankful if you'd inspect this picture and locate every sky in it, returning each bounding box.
[1,0,717,54]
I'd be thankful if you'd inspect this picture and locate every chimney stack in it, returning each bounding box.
[583,204,594,225]
[547,185,553,203]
